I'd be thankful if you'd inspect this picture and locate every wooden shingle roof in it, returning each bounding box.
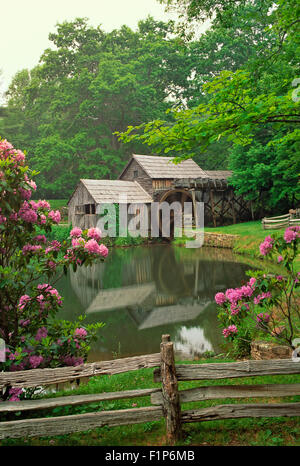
[205,170,233,180]
[81,179,153,204]
[119,154,208,179]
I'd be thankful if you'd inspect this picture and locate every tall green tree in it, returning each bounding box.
[119,0,300,213]
[2,17,192,198]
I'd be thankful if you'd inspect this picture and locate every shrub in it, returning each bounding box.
[216,228,300,357]
[0,139,108,400]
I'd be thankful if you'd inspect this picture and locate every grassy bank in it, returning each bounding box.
[1,358,299,447]
[205,220,283,258]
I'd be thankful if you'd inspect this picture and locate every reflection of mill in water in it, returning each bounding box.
[69,247,249,357]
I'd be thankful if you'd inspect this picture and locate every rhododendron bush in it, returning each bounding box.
[216,229,300,357]
[0,139,107,399]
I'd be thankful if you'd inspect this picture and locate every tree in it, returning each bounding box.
[2,17,193,199]
[216,228,300,356]
[118,1,300,212]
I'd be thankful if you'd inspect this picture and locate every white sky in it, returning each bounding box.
[0,0,183,100]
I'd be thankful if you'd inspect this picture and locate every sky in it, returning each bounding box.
[0,0,181,101]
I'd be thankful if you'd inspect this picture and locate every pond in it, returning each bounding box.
[56,245,255,362]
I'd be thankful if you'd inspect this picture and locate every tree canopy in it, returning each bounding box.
[1,17,192,198]
[1,2,299,212]
[118,0,300,213]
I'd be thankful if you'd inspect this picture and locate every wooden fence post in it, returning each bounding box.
[160,334,182,445]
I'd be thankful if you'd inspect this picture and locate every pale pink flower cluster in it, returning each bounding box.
[45,240,61,254]
[8,387,23,402]
[48,210,61,223]
[84,239,108,257]
[33,235,47,243]
[35,200,50,210]
[259,235,274,256]
[74,327,87,339]
[70,227,82,237]
[29,355,43,368]
[72,237,86,248]
[253,291,272,305]
[222,325,238,338]
[215,292,226,305]
[19,187,32,200]
[22,244,42,255]
[284,226,300,243]
[87,227,102,242]
[37,284,62,306]
[18,202,38,223]
[18,294,31,311]
[0,139,25,164]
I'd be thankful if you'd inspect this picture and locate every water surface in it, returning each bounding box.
[56,245,254,361]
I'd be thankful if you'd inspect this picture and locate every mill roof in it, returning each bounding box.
[204,170,233,180]
[119,154,208,180]
[77,179,153,204]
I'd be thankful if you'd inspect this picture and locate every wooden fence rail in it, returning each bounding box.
[0,353,160,390]
[0,335,299,444]
[262,211,300,230]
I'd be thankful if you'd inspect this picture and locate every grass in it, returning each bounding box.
[1,358,299,447]
[47,199,68,211]
[205,220,283,258]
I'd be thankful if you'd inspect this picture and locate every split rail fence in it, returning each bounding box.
[262,210,300,230]
[0,335,300,444]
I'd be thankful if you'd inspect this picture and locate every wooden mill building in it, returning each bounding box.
[68,154,251,232]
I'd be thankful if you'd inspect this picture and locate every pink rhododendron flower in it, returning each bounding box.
[9,387,23,402]
[84,239,101,254]
[36,200,50,210]
[87,227,102,241]
[28,180,37,190]
[277,255,284,263]
[63,356,84,366]
[47,260,56,269]
[259,235,274,256]
[19,187,32,200]
[48,210,61,223]
[248,277,256,287]
[230,304,240,315]
[215,292,226,305]
[33,234,47,243]
[19,203,38,223]
[253,291,272,305]
[18,295,31,310]
[70,227,82,237]
[72,237,85,247]
[29,355,43,368]
[284,228,298,243]
[22,244,42,254]
[74,328,87,339]
[99,244,109,258]
[19,319,30,327]
[222,325,238,338]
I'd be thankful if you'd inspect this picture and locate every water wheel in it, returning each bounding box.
[158,189,194,239]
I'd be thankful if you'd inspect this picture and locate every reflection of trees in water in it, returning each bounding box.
[58,245,254,360]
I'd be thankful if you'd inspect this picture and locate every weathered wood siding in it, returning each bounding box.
[119,159,153,196]
[68,181,97,229]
